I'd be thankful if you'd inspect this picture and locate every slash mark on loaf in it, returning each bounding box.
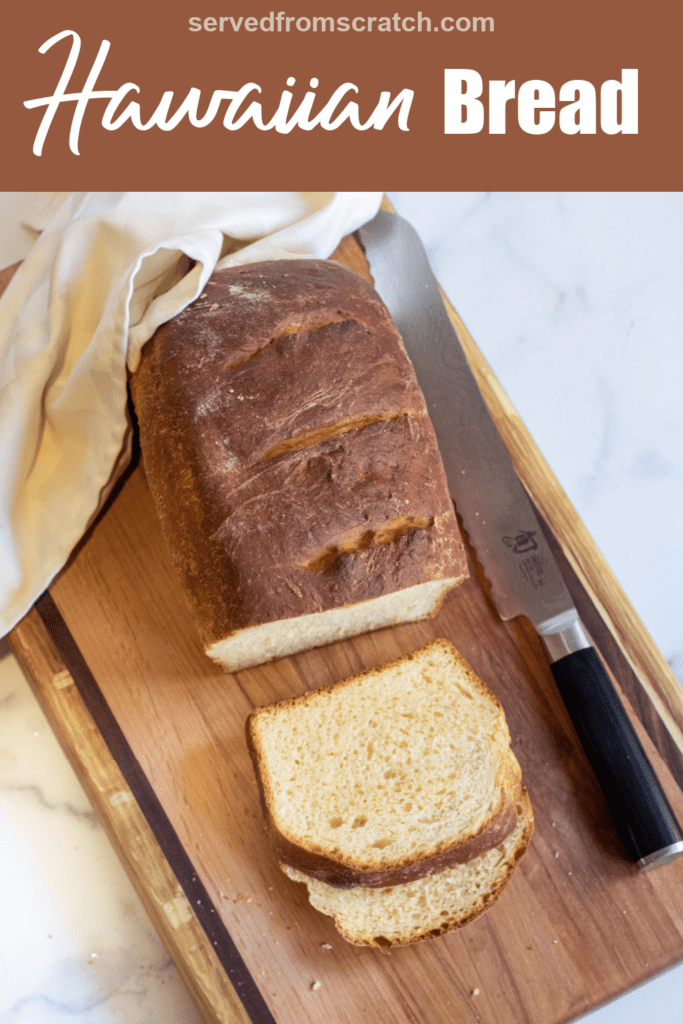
[302,515,435,572]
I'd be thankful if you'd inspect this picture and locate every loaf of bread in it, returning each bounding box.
[131,259,468,672]
[248,639,533,945]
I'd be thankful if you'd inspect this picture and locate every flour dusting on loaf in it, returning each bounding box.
[130,259,468,671]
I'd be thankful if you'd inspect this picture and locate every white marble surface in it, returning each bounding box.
[1,192,682,1023]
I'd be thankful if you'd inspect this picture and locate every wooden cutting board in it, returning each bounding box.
[7,223,683,1024]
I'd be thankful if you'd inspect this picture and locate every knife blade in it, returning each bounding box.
[358,208,683,870]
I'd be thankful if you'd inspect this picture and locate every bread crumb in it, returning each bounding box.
[210,303,219,310]
[311,980,322,991]
[471,988,480,997]
[321,942,333,950]
[554,851,560,858]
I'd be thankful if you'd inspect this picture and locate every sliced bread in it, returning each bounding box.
[247,639,523,888]
[283,787,533,947]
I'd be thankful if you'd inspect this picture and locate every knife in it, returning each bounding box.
[358,208,683,870]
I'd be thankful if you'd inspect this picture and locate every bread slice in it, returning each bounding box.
[283,787,533,947]
[247,639,522,888]
[130,259,468,673]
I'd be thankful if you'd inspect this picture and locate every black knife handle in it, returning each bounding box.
[550,646,683,866]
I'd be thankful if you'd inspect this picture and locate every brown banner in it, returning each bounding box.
[1,0,680,188]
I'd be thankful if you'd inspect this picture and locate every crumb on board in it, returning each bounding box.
[321,943,333,950]
[311,980,322,991]
[471,988,480,997]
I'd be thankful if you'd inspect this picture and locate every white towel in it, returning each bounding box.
[0,191,383,635]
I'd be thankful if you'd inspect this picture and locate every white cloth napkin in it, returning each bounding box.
[0,191,383,636]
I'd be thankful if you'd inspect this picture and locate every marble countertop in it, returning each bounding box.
[1,192,682,1024]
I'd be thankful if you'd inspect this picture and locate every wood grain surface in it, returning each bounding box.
[7,225,683,1024]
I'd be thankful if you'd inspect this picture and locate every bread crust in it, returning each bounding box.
[247,639,520,885]
[130,260,468,664]
[270,774,519,889]
[284,787,534,947]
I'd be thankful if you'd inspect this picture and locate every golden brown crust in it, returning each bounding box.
[309,789,535,948]
[272,784,519,889]
[130,260,468,655]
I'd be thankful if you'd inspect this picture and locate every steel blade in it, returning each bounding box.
[358,209,575,636]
